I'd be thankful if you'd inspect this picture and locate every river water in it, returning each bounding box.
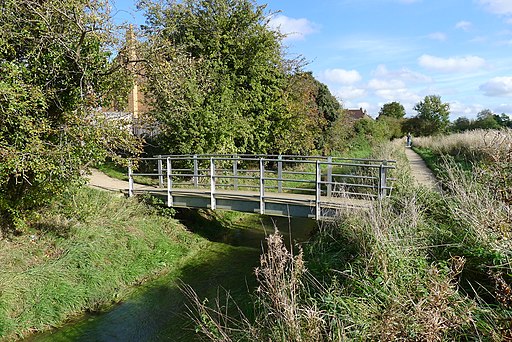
[26,211,316,342]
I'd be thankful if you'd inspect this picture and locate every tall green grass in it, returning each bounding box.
[188,139,512,341]
[0,187,204,341]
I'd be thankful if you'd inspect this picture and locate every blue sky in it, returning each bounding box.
[111,0,512,119]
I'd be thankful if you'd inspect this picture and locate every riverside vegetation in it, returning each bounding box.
[0,188,209,340]
[189,133,512,341]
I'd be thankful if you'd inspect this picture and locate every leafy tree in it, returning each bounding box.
[140,0,289,154]
[412,95,450,136]
[280,72,343,154]
[495,113,512,128]
[0,0,141,234]
[451,117,472,132]
[378,101,406,119]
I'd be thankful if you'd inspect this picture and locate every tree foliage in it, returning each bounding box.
[140,0,289,154]
[450,110,511,132]
[279,72,342,154]
[412,95,450,136]
[378,101,406,119]
[0,0,141,233]
[140,0,342,155]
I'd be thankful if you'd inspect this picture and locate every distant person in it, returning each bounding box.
[406,133,412,147]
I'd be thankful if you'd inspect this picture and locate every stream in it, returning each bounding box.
[26,210,316,342]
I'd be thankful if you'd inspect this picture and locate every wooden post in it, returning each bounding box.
[277,155,283,193]
[167,157,173,207]
[259,158,265,215]
[210,158,216,210]
[157,155,163,188]
[316,161,321,220]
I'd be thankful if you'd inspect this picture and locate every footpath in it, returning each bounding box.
[86,169,128,192]
[404,147,442,192]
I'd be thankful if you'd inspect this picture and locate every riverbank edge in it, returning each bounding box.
[0,187,210,341]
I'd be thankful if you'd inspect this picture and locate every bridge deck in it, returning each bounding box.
[131,185,372,219]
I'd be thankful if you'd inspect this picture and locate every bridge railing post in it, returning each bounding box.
[210,157,216,210]
[259,158,265,215]
[167,157,173,207]
[157,155,163,188]
[128,162,134,197]
[233,157,238,191]
[316,160,321,220]
[193,154,199,188]
[378,161,387,199]
[327,156,332,198]
[277,155,283,193]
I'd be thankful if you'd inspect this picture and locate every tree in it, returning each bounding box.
[412,95,450,136]
[495,113,512,128]
[140,0,289,154]
[451,117,472,132]
[0,0,141,234]
[378,101,406,119]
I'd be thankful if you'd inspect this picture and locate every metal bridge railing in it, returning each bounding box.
[127,154,396,219]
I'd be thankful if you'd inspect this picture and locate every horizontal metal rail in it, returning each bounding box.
[128,154,396,219]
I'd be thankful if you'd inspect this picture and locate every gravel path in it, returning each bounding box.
[404,147,442,192]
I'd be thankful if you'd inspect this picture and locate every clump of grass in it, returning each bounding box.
[0,187,201,340]
[186,231,327,341]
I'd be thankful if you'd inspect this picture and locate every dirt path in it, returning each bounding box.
[404,147,442,192]
[86,169,128,192]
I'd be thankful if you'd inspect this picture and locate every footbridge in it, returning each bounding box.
[128,154,396,220]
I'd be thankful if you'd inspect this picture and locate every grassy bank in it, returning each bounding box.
[191,138,512,340]
[0,187,207,341]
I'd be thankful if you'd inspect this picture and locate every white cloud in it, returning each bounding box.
[375,88,422,103]
[477,0,512,15]
[268,15,317,41]
[455,21,472,31]
[418,54,487,72]
[323,69,362,85]
[427,32,447,41]
[496,104,512,112]
[507,18,512,24]
[374,65,432,83]
[333,87,367,100]
[479,76,512,96]
[449,102,485,119]
[368,79,405,90]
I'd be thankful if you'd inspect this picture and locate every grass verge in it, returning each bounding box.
[0,187,206,341]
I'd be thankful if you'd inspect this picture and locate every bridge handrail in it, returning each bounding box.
[128,154,396,219]
[155,153,396,163]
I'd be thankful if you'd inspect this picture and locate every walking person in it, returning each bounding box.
[406,133,412,147]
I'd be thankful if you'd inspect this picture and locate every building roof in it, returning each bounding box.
[346,108,369,120]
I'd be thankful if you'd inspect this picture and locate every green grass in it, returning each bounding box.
[0,187,206,341]
[188,140,512,341]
